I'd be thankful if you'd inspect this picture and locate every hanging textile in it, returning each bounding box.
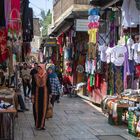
[4,0,11,28]
[107,64,114,95]
[114,66,124,95]
[109,12,115,48]
[9,0,21,31]
[0,28,8,64]
[0,0,6,27]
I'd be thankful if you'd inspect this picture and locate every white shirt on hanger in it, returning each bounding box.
[98,45,107,62]
[111,46,127,66]
[106,47,113,64]
[127,38,134,60]
[132,43,140,63]
[121,0,140,28]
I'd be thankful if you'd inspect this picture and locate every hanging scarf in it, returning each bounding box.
[0,28,8,64]
[38,64,46,78]
[9,0,21,31]
[36,64,46,87]
[4,0,11,28]
[47,66,57,78]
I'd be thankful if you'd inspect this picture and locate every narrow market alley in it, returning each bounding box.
[14,96,137,140]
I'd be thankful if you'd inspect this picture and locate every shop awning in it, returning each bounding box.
[90,0,122,8]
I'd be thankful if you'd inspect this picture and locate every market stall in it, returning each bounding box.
[0,88,17,140]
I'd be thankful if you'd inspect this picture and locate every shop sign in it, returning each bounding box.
[45,38,57,47]
[75,19,88,32]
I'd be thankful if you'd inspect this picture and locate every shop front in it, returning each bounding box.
[88,0,140,138]
[0,0,34,139]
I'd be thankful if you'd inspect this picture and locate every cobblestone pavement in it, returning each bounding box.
[15,96,138,140]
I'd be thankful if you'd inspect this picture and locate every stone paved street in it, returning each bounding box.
[15,96,138,140]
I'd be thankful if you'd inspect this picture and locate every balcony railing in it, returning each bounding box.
[53,0,89,23]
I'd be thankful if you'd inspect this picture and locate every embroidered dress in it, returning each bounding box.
[32,70,48,129]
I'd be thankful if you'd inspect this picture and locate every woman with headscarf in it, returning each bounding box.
[31,64,48,130]
[47,66,62,106]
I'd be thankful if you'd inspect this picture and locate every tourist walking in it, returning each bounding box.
[30,63,38,94]
[47,66,62,106]
[31,64,48,130]
[21,63,31,100]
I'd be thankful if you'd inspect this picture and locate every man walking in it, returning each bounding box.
[30,63,38,95]
[21,63,31,100]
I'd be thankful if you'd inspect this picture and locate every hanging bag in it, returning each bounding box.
[46,101,53,119]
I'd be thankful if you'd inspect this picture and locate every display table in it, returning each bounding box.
[0,88,18,110]
[122,96,140,102]
[0,108,17,140]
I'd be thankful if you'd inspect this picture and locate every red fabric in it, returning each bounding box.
[57,33,64,45]
[135,65,140,77]
[0,28,8,63]
[9,0,21,31]
[87,78,93,92]
[95,73,102,88]
[63,75,72,85]
[59,47,63,56]
[66,66,72,73]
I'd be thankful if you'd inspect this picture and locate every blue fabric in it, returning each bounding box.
[48,73,57,78]
[88,8,100,16]
[49,77,62,95]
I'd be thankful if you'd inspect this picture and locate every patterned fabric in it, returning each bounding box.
[0,28,8,64]
[114,66,123,95]
[107,63,114,95]
[9,0,21,31]
[4,0,11,28]
[49,77,62,95]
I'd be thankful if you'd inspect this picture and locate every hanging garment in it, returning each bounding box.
[114,66,123,95]
[135,65,140,77]
[106,47,113,64]
[0,0,6,27]
[98,45,107,62]
[88,15,100,22]
[90,75,95,87]
[121,0,140,28]
[127,38,134,60]
[107,63,114,95]
[88,8,100,16]
[88,22,100,29]
[124,45,130,89]
[9,0,21,31]
[95,73,102,88]
[64,46,72,60]
[0,28,8,64]
[111,45,127,66]
[109,21,115,48]
[132,43,140,63]
[87,77,93,92]
[88,43,97,59]
[88,29,98,44]
[4,0,11,28]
